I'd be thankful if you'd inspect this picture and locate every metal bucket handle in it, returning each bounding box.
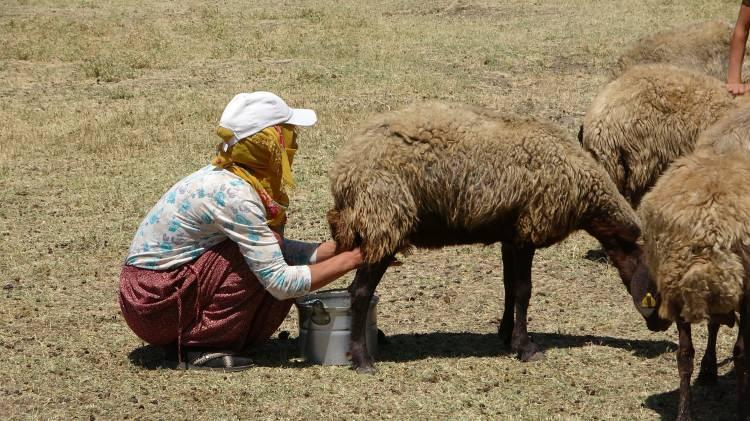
[310,299,331,325]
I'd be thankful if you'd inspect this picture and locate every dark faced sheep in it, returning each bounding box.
[327,102,670,373]
[581,63,750,207]
[611,20,750,81]
[639,149,750,421]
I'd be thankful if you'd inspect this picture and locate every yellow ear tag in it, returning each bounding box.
[641,293,656,308]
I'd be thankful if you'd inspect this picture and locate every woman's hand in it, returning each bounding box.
[341,247,365,270]
[308,247,365,292]
[309,241,364,268]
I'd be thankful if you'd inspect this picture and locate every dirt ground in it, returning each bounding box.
[0,0,745,419]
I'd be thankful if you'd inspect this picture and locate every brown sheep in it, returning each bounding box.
[581,63,750,207]
[639,148,750,421]
[611,20,749,81]
[695,102,750,155]
[328,102,670,373]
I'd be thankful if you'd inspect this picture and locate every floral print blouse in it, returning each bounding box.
[126,165,317,300]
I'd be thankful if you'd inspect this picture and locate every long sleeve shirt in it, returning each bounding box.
[126,165,317,300]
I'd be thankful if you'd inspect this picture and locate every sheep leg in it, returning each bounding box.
[349,258,391,374]
[498,242,516,346]
[509,245,543,362]
[737,301,749,420]
[696,321,720,385]
[676,320,695,421]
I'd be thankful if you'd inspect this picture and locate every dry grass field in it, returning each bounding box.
[0,0,746,419]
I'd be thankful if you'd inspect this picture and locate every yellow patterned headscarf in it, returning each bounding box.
[212,124,298,231]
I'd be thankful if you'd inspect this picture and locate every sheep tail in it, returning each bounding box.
[327,208,359,254]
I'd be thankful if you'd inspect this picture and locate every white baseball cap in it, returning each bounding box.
[219,91,317,151]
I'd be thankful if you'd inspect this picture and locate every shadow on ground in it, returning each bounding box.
[127,336,302,370]
[583,247,609,263]
[644,362,738,421]
[127,345,192,370]
[127,345,170,370]
[378,331,675,361]
[127,330,676,369]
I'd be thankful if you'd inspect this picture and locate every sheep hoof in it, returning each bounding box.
[696,357,718,385]
[695,370,718,385]
[520,350,545,362]
[355,365,377,375]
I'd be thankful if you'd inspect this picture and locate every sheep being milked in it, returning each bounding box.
[327,102,671,373]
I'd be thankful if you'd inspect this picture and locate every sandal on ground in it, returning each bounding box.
[162,345,253,371]
[182,351,254,371]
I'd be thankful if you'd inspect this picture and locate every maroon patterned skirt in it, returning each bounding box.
[119,240,294,352]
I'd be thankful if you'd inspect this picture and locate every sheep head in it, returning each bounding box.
[609,247,673,332]
[623,254,672,332]
[589,218,672,332]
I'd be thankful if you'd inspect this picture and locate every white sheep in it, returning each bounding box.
[611,20,749,81]
[639,145,750,420]
[581,63,749,207]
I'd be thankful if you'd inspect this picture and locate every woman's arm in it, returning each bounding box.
[279,237,362,290]
[215,193,362,299]
[311,241,337,262]
[280,239,337,264]
[308,247,363,291]
[727,4,750,94]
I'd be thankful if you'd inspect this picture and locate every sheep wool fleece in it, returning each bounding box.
[695,103,750,155]
[582,64,750,206]
[639,150,750,323]
[329,102,639,264]
[611,20,742,81]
